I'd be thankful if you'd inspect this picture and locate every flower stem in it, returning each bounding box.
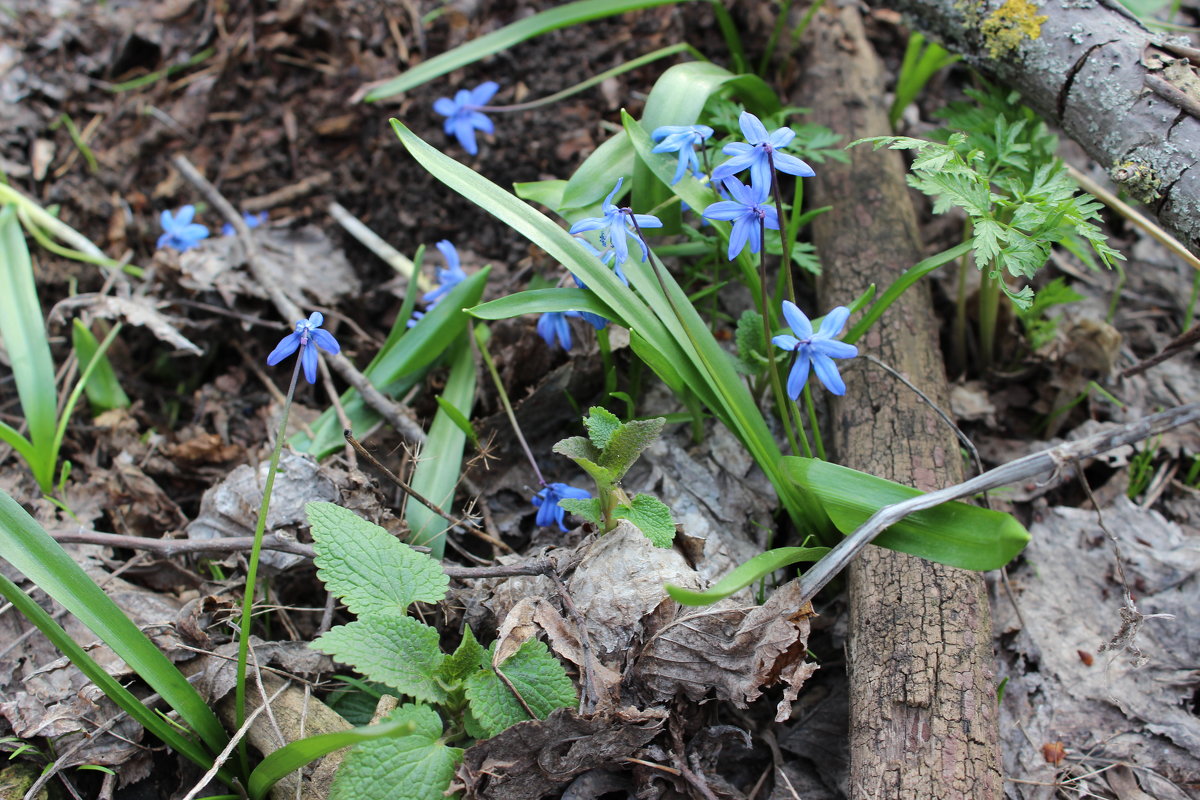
[978,260,1001,371]
[803,383,825,460]
[758,217,803,457]
[767,151,797,306]
[473,325,547,487]
[235,355,300,775]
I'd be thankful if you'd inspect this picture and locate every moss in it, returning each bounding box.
[1110,157,1163,203]
[980,0,1049,59]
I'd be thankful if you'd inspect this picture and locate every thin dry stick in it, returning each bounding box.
[797,402,1200,603]
[545,569,600,713]
[170,154,428,446]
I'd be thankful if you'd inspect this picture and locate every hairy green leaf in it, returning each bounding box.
[557,497,603,525]
[440,626,488,686]
[598,417,664,481]
[314,615,447,704]
[328,704,461,800]
[308,502,448,615]
[464,640,576,738]
[615,494,676,548]
[583,406,621,450]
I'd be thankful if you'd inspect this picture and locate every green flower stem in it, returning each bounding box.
[473,326,547,487]
[235,355,301,775]
[767,152,797,306]
[597,326,617,398]
[758,217,803,458]
[978,260,1001,370]
[802,383,825,461]
[951,219,972,373]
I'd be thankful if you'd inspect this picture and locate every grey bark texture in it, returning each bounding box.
[881,0,1200,257]
[801,6,1003,799]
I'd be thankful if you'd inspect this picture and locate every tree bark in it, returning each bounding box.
[881,0,1200,257]
[800,6,1002,799]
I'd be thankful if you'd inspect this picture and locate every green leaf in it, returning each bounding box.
[583,406,622,450]
[615,494,676,548]
[784,458,1030,571]
[328,704,462,800]
[308,502,449,615]
[406,333,476,558]
[557,497,602,525]
[314,615,448,704]
[552,436,614,488]
[0,490,229,759]
[561,131,637,210]
[464,640,577,738]
[71,320,130,413]
[514,180,568,208]
[735,309,767,374]
[248,711,419,800]
[0,204,57,490]
[440,627,488,686]
[665,545,829,606]
[598,417,664,481]
[469,287,620,324]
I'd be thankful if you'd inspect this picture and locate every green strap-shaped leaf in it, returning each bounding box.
[327,704,462,800]
[785,457,1030,571]
[71,320,131,413]
[665,546,828,606]
[470,287,620,325]
[308,502,448,615]
[0,490,229,757]
[314,615,448,704]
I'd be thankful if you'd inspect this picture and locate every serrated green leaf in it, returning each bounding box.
[557,497,602,525]
[314,616,447,704]
[735,309,767,373]
[464,640,576,738]
[440,627,488,686]
[597,417,664,481]
[308,502,448,615]
[615,494,676,548]
[552,436,615,487]
[584,406,621,450]
[328,704,461,800]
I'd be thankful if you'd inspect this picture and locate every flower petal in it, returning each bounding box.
[603,178,624,209]
[768,127,796,149]
[701,200,745,221]
[467,110,494,134]
[816,340,858,360]
[711,151,756,181]
[816,306,850,339]
[175,205,196,226]
[632,213,662,229]
[453,117,479,155]
[569,217,606,234]
[749,158,772,198]
[772,334,800,350]
[307,311,324,328]
[433,97,459,116]
[786,351,811,400]
[727,217,751,260]
[266,332,301,365]
[772,151,815,178]
[811,354,846,395]
[738,111,770,144]
[160,209,175,231]
[435,240,459,270]
[311,328,341,354]
[469,81,499,106]
[781,301,814,339]
[301,342,319,384]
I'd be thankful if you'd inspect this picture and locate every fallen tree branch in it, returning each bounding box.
[799,401,1200,603]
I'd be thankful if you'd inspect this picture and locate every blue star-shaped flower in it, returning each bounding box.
[710,111,815,192]
[433,81,500,156]
[537,311,574,351]
[408,241,466,328]
[531,482,592,531]
[701,177,779,260]
[651,124,714,185]
[157,205,209,251]
[221,210,268,237]
[771,302,858,398]
[266,311,342,384]
[568,178,662,267]
[574,235,627,285]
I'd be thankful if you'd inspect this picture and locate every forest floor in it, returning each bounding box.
[1,1,1199,799]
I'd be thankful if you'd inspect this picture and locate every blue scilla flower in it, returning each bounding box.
[267,312,341,384]
[157,205,209,251]
[771,302,858,398]
[221,210,268,237]
[711,111,815,192]
[433,81,500,156]
[702,177,779,260]
[537,311,574,351]
[651,124,714,185]
[408,241,466,328]
[532,482,592,531]
[574,235,627,285]
[568,178,662,267]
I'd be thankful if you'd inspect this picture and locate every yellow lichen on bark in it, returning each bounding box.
[980,0,1048,59]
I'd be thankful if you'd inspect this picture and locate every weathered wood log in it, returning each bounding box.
[880,0,1200,257]
[801,6,1002,798]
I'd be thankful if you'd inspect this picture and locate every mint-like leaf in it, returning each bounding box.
[315,615,447,704]
[583,406,621,450]
[615,494,676,548]
[598,418,664,482]
[308,502,448,615]
[464,640,576,738]
[557,497,602,525]
[329,703,462,800]
[440,626,487,686]
[552,436,614,487]
[735,309,767,374]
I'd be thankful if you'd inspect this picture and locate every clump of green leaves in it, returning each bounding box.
[306,502,576,800]
[552,407,677,547]
[1017,276,1084,350]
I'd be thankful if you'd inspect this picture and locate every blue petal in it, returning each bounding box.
[727,218,751,260]
[569,217,606,234]
[267,332,301,365]
[435,240,459,270]
[749,158,772,198]
[739,111,769,144]
[175,205,196,226]
[632,214,662,229]
[781,301,813,339]
[454,117,479,155]
[769,127,796,149]
[308,311,324,328]
[773,151,815,178]
[536,313,559,348]
[816,306,850,339]
[469,81,500,106]
[160,209,175,232]
[311,328,341,354]
[433,97,459,116]
[762,206,780,231]
[816,340,858,360]
[301,342,319,384]
[466,110,494,134]
[772,334,800,350]
[811,354,846,395]
[702,200,745,221]
[786,351,811,400]
[556,483,591,500]
[711,150,757,181]
[603,178,623,209]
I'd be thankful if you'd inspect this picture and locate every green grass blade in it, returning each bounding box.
[291,269,489,458]
[406,333,476,559]
[0,572,223,775]
[362,0,690,101]
[784,458,1031,571]
[469,288,620,322]
[247,717,418,800]
[560,134,638,211]
[71,320,131,413]
[665,546,828,606]
[0,421,35,464]
[0,490,230,756]
[0,205,57,489]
